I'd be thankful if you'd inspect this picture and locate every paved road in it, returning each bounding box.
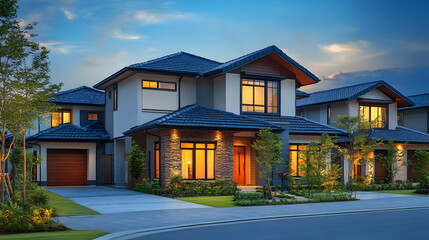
[130,208,429,240]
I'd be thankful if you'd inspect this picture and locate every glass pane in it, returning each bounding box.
[254,86,265,105]
[289,151,297,176]
[207,150,214,179]
[159,82,176,90]
[242,79,248,85]
[51,111,62,127]
[155,150,160,179]
[142,81,150,88]
[298,153,306,177]
[63,111,71,124]
[255,106,265,113]
[242,86,253,105]
[196,150,206,179]
[149,81,158,88]
[289,145,297,150]
[155,143,159,150]
[207,144,215,149]
[380,107,387,127]
[196,143,206,149]
[299,145,307,150]
[181,143,194,148]
[181,149,193,179]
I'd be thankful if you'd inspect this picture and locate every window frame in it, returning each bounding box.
[113,84,118,111]
[359,103,389,129]
[51,109,72,127]
[142,80,177,91]
[155,142,160,179]
[87,112,98,121]
[180,141,216,180]
[327,104,331,124]
[289,143,308,177]
[240,77,280,115]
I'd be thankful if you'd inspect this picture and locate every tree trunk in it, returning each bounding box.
[22,131,26,209]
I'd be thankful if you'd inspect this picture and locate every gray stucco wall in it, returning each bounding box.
[401,108,428,133]
[105,85,114,139]
[196,78,214,108]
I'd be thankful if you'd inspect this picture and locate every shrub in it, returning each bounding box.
[233,192,264,201]
[234,199,268,206]
[415,175,429,195]
[29,188,50,207]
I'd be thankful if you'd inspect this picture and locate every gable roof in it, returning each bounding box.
[296,80,414,108]
[123,104,283,135]
[254,115,347,135]
[399,93,429,110]
[27,122,110,142]
[94,45,319,89]
[368,126,429,143]
[51,86,105,106]
[296,89,309,99]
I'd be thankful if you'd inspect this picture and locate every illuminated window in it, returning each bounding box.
[181,142,216,179]
[242,79,278,114]
[142,80,176,91]
[155,143,160,179]
[51,110,71,127]
[88,113,98,121]
[113,84,118,111]
[327,105,331,124]
[359,104,387,128]
[289,144,307,177]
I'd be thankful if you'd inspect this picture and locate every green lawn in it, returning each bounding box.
[177,196,236,208]
[47,191,100,216]
[0,230,108,240]
[376,189,429,196]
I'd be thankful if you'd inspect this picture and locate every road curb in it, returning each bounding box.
[95,205,429,240]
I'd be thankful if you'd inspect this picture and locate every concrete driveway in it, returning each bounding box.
[48,186,209,214]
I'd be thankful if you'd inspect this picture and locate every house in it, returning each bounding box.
[93,45,346,187]
[23,86,111,186]
[398,93,429,134]
[297,80,429,182]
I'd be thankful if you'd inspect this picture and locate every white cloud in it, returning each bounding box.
[62,9,77,20]
[319,40,368,53]
[147,47,157,52]
[134,10,187,25]
[111,29,142,40]
[85,51,128,67]
[39,42,71,54]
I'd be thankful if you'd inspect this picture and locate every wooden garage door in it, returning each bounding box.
[47,149,87,186]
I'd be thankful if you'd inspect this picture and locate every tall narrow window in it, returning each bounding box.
[242,79,279,114]
[51,109,71,127]
[289,144,307,177]
[181,142,216,180]
[359,104,387,128]
[155,143,160,179]
[113,84,118,111]
[327,105,331,124]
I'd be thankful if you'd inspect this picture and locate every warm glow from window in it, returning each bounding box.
[142,80,176,91]
[88,113,98,121]
[155,143,160,179]
[181,149,193,179]
[359,105,387,128]
[181,142,215,179]
[51,110,71,127]
[242,79,278,113]
[289,144,307,177]
[113,84,118,111]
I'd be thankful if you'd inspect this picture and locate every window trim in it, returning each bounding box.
[87,112,98,121]
[289,143,308,177]
[180,141,216,180]
[240,76,280,116]
[51,109,72,127]
[142,79,177,91]
[359,103,389,129]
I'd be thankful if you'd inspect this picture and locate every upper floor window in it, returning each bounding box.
[359,104,387,128]
[113,84,118,111]
[51,109,71,127]
[142,80,176,91]
[327,105,331,124]
[241,79,278,114]
[397,112,404,126]
[88,113,98,121]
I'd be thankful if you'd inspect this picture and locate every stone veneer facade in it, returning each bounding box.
[158,129,234,186]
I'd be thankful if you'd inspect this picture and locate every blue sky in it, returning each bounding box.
[18,0,429,95]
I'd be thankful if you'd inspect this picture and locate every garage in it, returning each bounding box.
[47,149,88,186]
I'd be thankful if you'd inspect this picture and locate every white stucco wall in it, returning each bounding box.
[388,102,398,129]
[281,79,296,116]
[225,73,240,114]
[39,142,97,184]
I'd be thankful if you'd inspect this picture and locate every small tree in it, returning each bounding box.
[408,150,429,182]
[323,163,342,193]
[127,141,146,181]
[252,128,283,199]
[375,140,404,184]
[334,115,381,191]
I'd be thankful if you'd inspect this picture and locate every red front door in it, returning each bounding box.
[234,146,246,185]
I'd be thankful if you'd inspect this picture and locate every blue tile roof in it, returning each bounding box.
[368,126,429,143]
[94,45,319,89]
[27,122,110,141]
[124,104,284,135]
[296,89,309,98]
[254,115,347,135]
[399,93,429,110]
[296,80,414,108]
[51,86,105,106]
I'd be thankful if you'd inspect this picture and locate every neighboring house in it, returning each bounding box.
[297,80,429,182]
[93,45,346,187]
[398,93,429,134]
[23,86,111,186]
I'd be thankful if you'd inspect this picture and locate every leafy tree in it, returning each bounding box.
[375,140,404,184]
[408,150,429,182]
[252,128,283,199]
[334,115,381,190]
[323,163,342,193]
[127,141,146,181]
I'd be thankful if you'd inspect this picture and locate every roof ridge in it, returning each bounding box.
[408,93,429,97]
[55,85,104,96]
[130,52,183,67]
[295,116,348,133]
[306,80,382,95]
[397,126,429,137]
[179,52,222,64]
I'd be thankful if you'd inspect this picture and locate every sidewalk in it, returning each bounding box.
[58,192,429,234]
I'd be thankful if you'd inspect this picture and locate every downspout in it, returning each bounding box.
[178,76,183,109]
